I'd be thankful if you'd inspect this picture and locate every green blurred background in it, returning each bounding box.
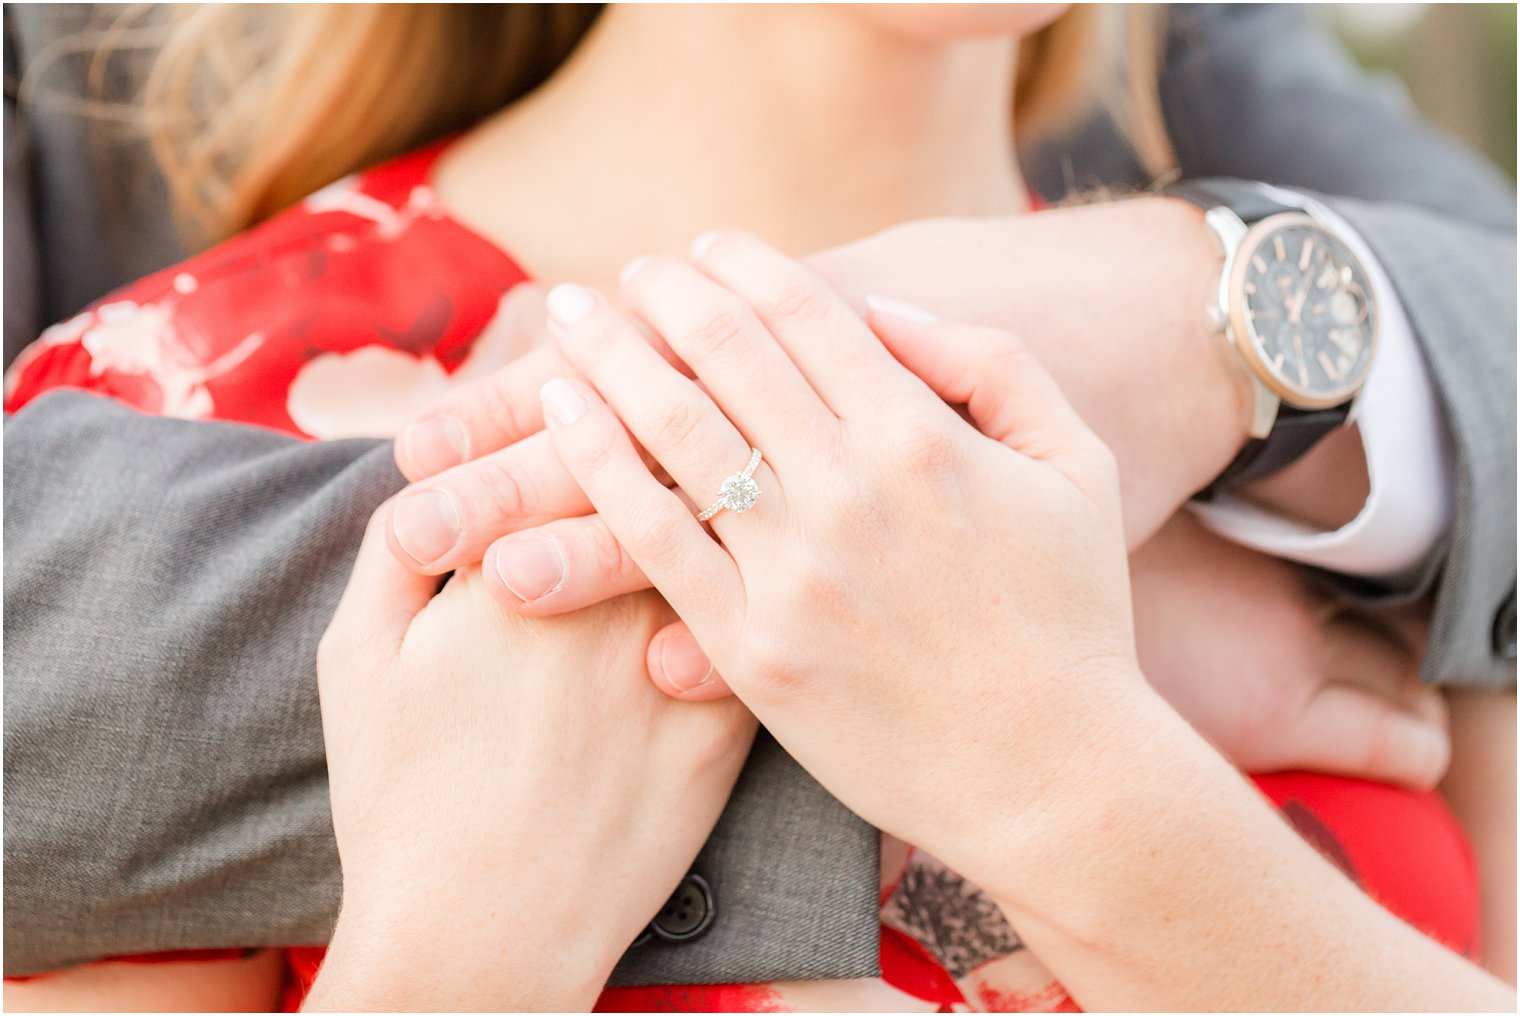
[1325,3,1517,179]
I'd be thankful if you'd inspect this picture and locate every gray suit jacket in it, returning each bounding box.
[5,3,1516,981]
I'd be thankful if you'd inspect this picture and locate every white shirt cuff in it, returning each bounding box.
[1189,189,1454,589]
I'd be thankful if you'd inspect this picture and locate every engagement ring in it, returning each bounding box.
[697,448,763,521]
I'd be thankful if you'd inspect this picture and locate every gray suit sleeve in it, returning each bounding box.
[3,391,882,984]
[1161,4,1517,687]
[4,390,402,973]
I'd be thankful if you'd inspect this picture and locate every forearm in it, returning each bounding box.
[988,682,1515,1012]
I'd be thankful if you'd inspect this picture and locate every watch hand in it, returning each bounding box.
[1292,331,1309,387]
[1288,270,1315,324]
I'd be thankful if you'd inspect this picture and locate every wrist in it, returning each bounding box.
[305,890,613,1011]
[975,675,1229,922]
[1097,197,1253,545]
[1150,196,1256,482]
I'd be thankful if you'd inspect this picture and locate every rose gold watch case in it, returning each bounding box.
[1223,211,1380,411]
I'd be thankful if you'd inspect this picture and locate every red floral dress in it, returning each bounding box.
[5,142,1482,1012]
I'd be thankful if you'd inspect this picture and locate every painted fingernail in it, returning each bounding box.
[545,283,599,327]
[659,631,715,692]
[540,378,588,425]
[865,294,939,324]
[400,415,469,476]
[493,535,566,604]
[689,230,723,260]
[391,488,462,567]
[619,255,653,288]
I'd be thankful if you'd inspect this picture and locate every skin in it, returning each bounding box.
[9,4,1499,1010]
[379,3,1438,785]
[305,531,755,1011]
[386,246,1449,789]
[1,952,283,1013]
[522,232,1512,1011]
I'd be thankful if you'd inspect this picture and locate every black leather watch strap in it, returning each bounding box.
[1194,405,1350,501]
[1163,178,1298,224]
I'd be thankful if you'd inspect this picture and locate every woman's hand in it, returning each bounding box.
[527,234,1515,1014]
[527,231,1144,903]
[384,262,1450,792]
[648,512,1452,787]
[304,510,755,1012]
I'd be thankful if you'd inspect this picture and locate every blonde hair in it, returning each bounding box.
[33,4,1173,245]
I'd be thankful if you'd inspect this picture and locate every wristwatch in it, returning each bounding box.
[1166,180,1379,499]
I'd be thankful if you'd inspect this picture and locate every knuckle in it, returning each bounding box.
[793,561,848,615]
[569,429,620,477]
[894,417,960,476]
[646,393,705,449]
[741,630,808,694]
[629,504,686,566]
[587,520,636,584]
[475,378,536,445]
[687,303,754,358]
[760,279,832,327]
[473,458,530,526]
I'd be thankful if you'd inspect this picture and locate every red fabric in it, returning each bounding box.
[4,143,1480,1011]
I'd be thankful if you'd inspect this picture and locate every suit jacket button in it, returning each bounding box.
[1494,590,1517,660]
[650,873,715,943]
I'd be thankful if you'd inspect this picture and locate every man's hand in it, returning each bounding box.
[1129,512,1448,789]
[807,198,1257,547]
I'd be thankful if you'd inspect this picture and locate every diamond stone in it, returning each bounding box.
[720,474,761,513]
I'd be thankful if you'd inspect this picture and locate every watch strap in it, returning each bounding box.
[1194,404,1350,501]
[1163,178,1298,225]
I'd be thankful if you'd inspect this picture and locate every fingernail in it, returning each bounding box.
[619,255,652,288]
[689,230,723,260]
[865,294,939,324]
[494,535,566,604]
[540,378,588,425]
[400,415,469,476]
[545,283,599,327]
[391,488,462,567]
[659,631,715,692]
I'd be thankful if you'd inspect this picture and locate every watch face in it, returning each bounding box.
[1234,214,1377,406]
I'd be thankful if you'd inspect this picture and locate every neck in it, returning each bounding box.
[439,6,1027,286]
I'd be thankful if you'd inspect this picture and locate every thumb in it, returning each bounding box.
[1282,616,1451,790]
[646,622,734,702]
[1281,682,1451,791]
[865,296,1107,477]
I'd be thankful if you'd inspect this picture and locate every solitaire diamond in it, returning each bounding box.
[696,447,764,522]
[720,474,761,513]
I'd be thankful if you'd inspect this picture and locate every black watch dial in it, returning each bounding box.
[1235,215,1377,407]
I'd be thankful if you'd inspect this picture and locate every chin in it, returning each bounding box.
[859,3,1071,42]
